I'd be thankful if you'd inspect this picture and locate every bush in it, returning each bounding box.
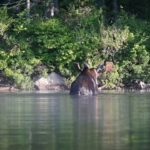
[114,13,150,86]
[0,6,150,89]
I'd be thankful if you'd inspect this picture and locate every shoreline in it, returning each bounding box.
[0,85,150,93]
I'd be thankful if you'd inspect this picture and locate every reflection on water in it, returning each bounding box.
[0,92,150,150]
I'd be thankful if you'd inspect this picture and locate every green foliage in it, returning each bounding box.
[14,7,104,78]
[0,5,150,89]
[101,25,130,59]
[0,8,44,89]
[100,65,120,89]
[114,13,150,86]
[0,7,13,35]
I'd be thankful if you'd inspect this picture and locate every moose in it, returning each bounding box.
[70,62,106,95]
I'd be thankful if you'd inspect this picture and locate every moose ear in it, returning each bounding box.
[74,63,82,71]
[96,63,105,73]
[83,63,89,70]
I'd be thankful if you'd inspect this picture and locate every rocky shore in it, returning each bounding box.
[0,72,150,92]
[0,72,69,92]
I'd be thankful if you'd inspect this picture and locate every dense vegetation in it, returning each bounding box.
[0,0,150,89]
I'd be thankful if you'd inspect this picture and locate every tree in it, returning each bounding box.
[113,0,119,14]
[26,0,30,17]
[95,0,105,7]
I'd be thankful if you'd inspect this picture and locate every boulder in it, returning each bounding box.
[48,72,65,85]
[34,77,49,90]
[34,72,68,91]
[139,81,150,90]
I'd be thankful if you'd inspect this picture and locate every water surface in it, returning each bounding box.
[0,91,150,150]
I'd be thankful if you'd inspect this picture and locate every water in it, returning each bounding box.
[0,91,150,150]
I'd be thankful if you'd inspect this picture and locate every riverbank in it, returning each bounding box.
[0,85,150,93]
[0,85,19,92]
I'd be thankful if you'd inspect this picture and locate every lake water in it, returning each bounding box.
[0,91,150,150]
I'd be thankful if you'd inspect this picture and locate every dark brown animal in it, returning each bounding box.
[70,63,105,95]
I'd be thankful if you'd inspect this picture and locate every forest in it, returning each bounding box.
[0,0,150,89]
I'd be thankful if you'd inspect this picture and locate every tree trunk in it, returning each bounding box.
[95,0,105,8]
[27,0,30,17]
[113,0,119,15]
[54,0,59,10]
[45,0,59,18]
[52,0,59,16]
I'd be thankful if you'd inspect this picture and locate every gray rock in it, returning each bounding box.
[139,81,150,90]
[34,72,68,91]
[34,77,49,90]
[48,72,65,85]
